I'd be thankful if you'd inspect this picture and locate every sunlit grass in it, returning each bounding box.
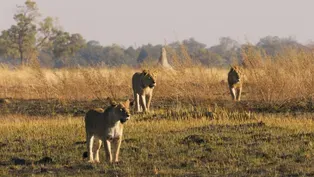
[1,112,314,176]
[0,48,313,176]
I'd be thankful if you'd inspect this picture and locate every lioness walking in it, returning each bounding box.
[228,66,243,101]
[84,98,133,163]
[132,70,157,112]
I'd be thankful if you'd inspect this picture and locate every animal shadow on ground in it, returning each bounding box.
[10,156,54,166]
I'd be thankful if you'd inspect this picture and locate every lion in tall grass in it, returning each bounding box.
[228,66,243,101]
[132,70,157,112]
[83,98,133,163]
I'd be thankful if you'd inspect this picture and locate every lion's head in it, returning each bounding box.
[141,70,157,88]
[108,98,133,124]
[228,66,242,84]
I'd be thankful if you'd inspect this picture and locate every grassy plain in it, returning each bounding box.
[0,48,314,176]
[1,112,314,176]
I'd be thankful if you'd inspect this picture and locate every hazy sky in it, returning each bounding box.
[0,0,313,48]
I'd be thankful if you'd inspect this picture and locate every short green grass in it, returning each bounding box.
[1,112,314,176]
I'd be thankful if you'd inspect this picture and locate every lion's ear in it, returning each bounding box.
[142,70,148,75]
[123,99,134,109]
[107,97,118,106]
[230,65,238,72]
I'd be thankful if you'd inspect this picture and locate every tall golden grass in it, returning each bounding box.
[0,65,227,101]
[0,47,313,107]
[243,46,314,106]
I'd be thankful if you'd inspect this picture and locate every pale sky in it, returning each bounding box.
[0,0,313,48]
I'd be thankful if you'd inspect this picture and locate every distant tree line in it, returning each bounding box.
[0,0,311,68]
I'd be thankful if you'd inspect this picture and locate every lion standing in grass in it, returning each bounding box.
[84,98,133,163]
[132,70,157,112]
[228,66,243,101]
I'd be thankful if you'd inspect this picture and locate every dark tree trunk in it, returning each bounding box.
[18,33,24,65]
[20,49,23,65]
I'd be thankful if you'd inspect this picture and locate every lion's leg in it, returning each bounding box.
[146,93,152,112]
[229,87,236,101]
[94,139,102,163]
[87,135,94,163]
[104,140,112,163]
[112,137,122,162]
[138,94,144,112]
[236,87,242,101]
[134,92,141,112]
[140,95,147,112]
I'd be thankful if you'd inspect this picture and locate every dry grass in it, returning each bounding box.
[0,48,313,109]
[1,47,314,176]
[243,47,314,105]
[0,65,228,101]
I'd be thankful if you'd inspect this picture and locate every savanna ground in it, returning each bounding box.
[0,48,314,176]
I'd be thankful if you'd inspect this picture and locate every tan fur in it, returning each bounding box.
[227,66,243,101]
[132,70,157,112]
[84,98,132,163]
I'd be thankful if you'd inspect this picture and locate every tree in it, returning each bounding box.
[125,46,138,64]
[135,44,163,65]
[0,0,57,65]
[182,38,207,55]
[78,40,105,65]
[196,49,225,67]
[51,31,86,67]
[208,37,241,65]
[256,36,304,55]
[102,44,125,66]
[137,48,148,63]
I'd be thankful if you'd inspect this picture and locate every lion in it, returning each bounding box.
[132,70,157,112]
[83,98,133,163]
[228,66,243,101]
